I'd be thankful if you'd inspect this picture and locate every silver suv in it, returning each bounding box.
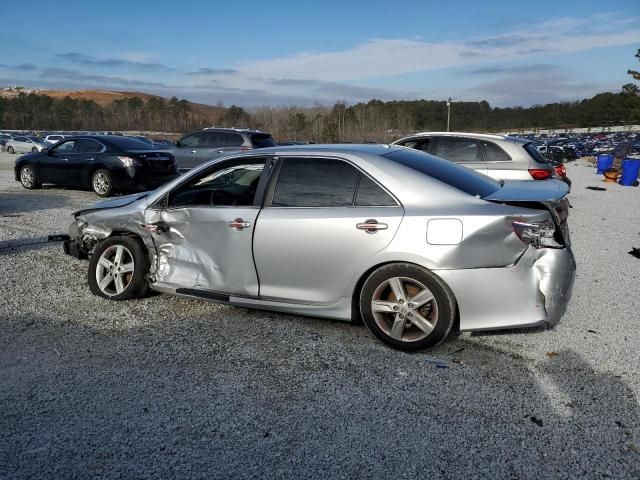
[391,132,560,182]
[172,128,276,170]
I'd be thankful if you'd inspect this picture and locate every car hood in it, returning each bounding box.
[483,179,569,202]
[74,192,149,217]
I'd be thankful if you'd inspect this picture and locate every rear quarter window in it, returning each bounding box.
[384,148,501,198]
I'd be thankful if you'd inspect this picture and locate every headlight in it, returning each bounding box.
[117,156,142,167]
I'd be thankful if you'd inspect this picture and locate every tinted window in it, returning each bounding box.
[179,133,202,148]
[250,133,277,148]
[169,161,265,207]
[400,138,431,152]
[272,158,359,207]
[14,136,26,142]
[53,141,77,153]
[202,132,225,148]
[49,136,62,141]
[107,136,156,150]
[76,139,104,153]
[524,142,551,164]
[433,137,481,163]
[481,141,511,162]
[224,133,244,147]
[355,175,396,206]
[384,149,501,198]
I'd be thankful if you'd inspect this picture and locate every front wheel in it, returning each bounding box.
[19,165,41,189]
[91,169,113,197]
[359,263,456,351]
[88,236,150,300]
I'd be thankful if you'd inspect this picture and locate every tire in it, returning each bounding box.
[91,169,113,197]
[19,165,41,189]
[31,146,38,152]
[88,236,150,301]
[359,263,457,351]
[7,146,15,154]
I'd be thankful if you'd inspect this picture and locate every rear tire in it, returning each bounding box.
[7,146,15,154]
[91,169,113,197]
[88,236,150,300]
[359,263,456,351]
[19,165,41,189]
[31,146,38,152]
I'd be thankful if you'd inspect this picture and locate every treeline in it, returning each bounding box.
[1,87,639,142]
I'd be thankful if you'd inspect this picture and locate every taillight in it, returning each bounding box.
[512,219,561,248]
[528,168,552,180]
[554,164,566,177]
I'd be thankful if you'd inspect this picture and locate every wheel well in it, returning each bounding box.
[351,261,459,332]
[86,165,107,186]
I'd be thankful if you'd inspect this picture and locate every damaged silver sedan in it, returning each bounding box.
[64,145,575,351]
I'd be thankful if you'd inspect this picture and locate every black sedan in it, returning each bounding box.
[14,136,179,197]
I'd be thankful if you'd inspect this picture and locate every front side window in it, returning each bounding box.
[168,161,265,208]
[433,137,482,163]
[52,140,77,153]
[179,133,202,148]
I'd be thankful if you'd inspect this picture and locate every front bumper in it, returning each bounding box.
[63,237,86,260]
[437,246,576,331]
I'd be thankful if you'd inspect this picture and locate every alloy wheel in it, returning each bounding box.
[370,276,439,342]
[20,166,35,188]
[93,172,110,195]
[95,245,135,296]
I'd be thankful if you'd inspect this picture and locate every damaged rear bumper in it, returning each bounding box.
[436,246,576,331]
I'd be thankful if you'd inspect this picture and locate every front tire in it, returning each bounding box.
[88,236,150,300]
[359,263,456,351]
[91,169,113,197]
[7,146,15,154]
[19,165,41,189]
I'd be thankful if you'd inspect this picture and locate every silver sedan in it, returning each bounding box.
[63,145,575,351]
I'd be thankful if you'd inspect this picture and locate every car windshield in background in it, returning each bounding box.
[384,148,501,198]
[250,133,277,148]
[524,142,551,164]
[106,136,156,150]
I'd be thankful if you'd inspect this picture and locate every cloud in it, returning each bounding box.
[184,68,238,76]
[470,64,558,75]
[56,52,171,71]
[40,67,171,89]
[16,63,38,71]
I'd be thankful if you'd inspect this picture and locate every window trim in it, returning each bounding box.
[263,155,401,209]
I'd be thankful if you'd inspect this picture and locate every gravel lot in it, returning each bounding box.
[1,151,639,479]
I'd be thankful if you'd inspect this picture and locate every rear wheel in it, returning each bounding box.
[19,165,41,189]
[88,236,149,300]
[31,146,38,152]
[91,169,113,197]
[359,263,456,351]
[7,146,15,154]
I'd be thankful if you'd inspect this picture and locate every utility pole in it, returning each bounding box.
[446,97,452,132]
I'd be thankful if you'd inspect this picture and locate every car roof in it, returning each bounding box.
[243,143,404,156]
[398,131,529,144]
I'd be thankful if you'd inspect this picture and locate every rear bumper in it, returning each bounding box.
[111,168,178,192]
[437,246,576,331]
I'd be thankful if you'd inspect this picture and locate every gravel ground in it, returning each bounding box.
[1,152,639,479]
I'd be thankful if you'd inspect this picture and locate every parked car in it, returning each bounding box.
[62,144,575,351]
[391,132,570,184]
[44,134,67,146]
[172,127,276,170]
[14,135,179,197]
[6,135,48,154]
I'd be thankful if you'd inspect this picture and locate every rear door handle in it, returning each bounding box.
[356,219,388,233]
[61,158,68,162]
[142,222,170,234]
[228,218,251,230]
[86,157,94,162]
[190,150,197,154]
[217,150,225,154]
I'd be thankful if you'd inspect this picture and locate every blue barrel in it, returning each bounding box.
[596,154,613,174]
[620,158,640,186]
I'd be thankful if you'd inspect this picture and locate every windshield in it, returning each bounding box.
[524,142,551,164]
[383,148,501,198]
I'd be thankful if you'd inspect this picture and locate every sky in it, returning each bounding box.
[1,0,639,108]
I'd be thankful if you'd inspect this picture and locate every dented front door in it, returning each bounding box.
[144,159,268,296]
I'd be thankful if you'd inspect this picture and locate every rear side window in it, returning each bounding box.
[202,132,225,147]
[481,141,511,162]
[355,175,396,206]
[107,136,156,150]
[433,137,482,163]
[272,158,359,207]
[76,139,104,153]
[384,149,501,198]
[224,133,244,147]
[250,133,277,148]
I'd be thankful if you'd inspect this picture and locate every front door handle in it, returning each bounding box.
[142,222,170,234]
[190,150,197,154]
[217,150,225,154]
[61,158,68,162]
[228,218,251,230]
[356,219,388,233]
[86,157,94,162]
